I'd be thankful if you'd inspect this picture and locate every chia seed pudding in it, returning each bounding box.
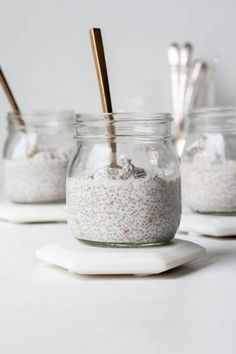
[182,153,236,213]
[66,159,181,246]
[4,149,70,203]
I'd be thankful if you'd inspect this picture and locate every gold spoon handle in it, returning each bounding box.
[89,28,117,158]
[0,66,25,127]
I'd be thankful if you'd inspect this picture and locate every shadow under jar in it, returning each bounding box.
[181,107,236,214]
[3,111,74,203]
[66,113,181,247]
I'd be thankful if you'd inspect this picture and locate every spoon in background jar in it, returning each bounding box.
[184,60,208,117]
[178,43,193,134]
[0,67,40,158]
[0,66,25,129]
[192,62,209,109]
[175,59,205,157]
[168,42,180,133]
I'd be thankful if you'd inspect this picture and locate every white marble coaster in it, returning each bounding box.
[36,238,205,275]
[179,213,236,237]
[0,200,66,223]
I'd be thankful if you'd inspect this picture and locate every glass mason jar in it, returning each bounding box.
[181,107,236,214]
[66,113,181,247]
[3,111,74,203]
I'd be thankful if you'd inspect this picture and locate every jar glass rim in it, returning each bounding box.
[75,112,172,124]
[190,106,236,119]
[74,112,173,141]
[7,110,74,127]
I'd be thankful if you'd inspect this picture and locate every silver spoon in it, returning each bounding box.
[178,42,193,135]
[168,43,180,128]
[192,62,209,108]
[184,60,206,116]
[190,62,209,109]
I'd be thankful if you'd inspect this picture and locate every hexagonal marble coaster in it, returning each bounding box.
[36,238,206,276]
[180,213,236,237]
[0,199,66,223]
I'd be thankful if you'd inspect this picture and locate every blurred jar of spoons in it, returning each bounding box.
[181,107,236,214]
[3,111,74,203]
[168,41,218,156]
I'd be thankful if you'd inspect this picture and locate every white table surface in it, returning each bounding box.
[0,221,235,354]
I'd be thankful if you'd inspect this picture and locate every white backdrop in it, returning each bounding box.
[0,0,236,182]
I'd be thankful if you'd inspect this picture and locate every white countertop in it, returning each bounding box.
[0,221,235,354]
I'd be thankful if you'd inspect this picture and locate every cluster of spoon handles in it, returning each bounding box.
[168,42,216,141]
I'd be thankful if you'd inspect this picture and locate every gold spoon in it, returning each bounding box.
[89,28,120,168]
[0,66,25,128]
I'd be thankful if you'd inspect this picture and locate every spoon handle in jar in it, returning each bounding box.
[185,61,207,114]
[168,43,180,131]
[89,28,118,166]
[192,63,209,108]
[178,43,193,133]
[0,66,25,128]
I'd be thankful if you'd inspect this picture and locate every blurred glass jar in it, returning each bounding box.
[66,112,181,247]
[181,107,236,214]
[3,111,74,203]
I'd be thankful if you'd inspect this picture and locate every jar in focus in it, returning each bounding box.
[66,113,181,247]
[3,111,74,203]
[181,107,236,214]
